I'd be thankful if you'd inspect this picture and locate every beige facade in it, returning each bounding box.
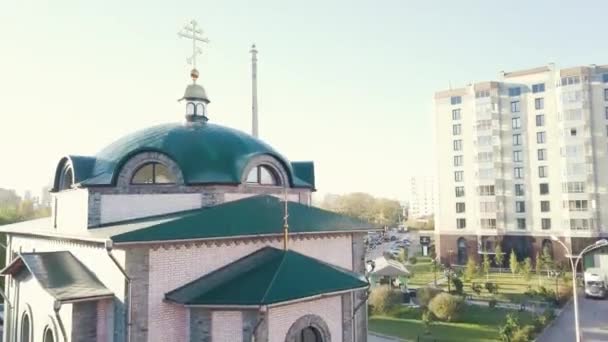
[435,64,608,262]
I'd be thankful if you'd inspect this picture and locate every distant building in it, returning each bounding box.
[435,64,608,265]
[409,176,436,219]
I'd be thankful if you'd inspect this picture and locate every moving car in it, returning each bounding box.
[584,267,607,299]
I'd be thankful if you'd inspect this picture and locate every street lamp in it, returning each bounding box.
[550,235,608,342]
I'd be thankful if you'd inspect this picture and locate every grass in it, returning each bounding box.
[407,260,443,287]
[370,305,535,342]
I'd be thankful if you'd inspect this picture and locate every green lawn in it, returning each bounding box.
[370,305,535,342]
[407,261,443,286]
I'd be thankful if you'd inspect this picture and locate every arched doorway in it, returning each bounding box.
[21,312,31,342]
[296,326,323,342]
[541,239,553,259]
[457,238,468,264]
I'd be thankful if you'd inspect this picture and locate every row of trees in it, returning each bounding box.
[319,192,402,227]
[0,188,51,225]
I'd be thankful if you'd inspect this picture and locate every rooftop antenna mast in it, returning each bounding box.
[178,20,209,80]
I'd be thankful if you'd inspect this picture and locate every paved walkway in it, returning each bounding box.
[537,293,608,342]
[368,333,403,342]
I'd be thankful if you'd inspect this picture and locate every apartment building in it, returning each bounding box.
[434,64,608,265]
[410,176,436,219]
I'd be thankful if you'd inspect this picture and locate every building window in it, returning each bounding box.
[131,162,176,185]
[513,150,523,162]
[537,132,546,143]
[511,101,521,113]
[515,201,525,213]
[563,181,585,193]
[452,109,461,120]
[605,107,608,119]
[477,185,495,196]
[542,218,551,230]
[481,218,497,229]
[43,326,55,342]
[513,134,522,146]
[570,128,577,136]
[453,124,461,135]
[570,219,590,230]
[246,165,282,185]
[457,238,468,264]
[536,114,545,126]
[186,102,195,115]
[476,90,490,98]
[541,201,550,212]
[451,96,462,105]
[514,167,523,179]
[535,98,544,110]
[565,200,588,212]
[537,149,547,161]
[59,165,74,191]
[479,202,496,213]
[453,155,463,166]
[532,83,545,93]
[540,183,549,195]
[539,166,548,178]
[605,89,608,101]
[561,76,580,86]
[455,186,465,197]
[454,171,464,182]
[20,312,31,342]
[603,74,608,83]
[296,326,323,342]
[509,87,521,97]
[512,117,521,129]
[517,218,526,230]
[606,125,608,136]
[514,184,524,196]
[457,219,466,229]
[456,202,466,213]
[453,140,462,151]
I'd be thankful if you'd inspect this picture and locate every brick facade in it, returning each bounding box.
[268,296,342,342]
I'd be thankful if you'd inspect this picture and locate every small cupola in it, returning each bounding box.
[180,68,210,123]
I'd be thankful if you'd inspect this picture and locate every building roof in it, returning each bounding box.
[0,251,113,303]
[370,257,410,277]
[165,246,368,306]
[108,195,377,243]
[53,123,315,190]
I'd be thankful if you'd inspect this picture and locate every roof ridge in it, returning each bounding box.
[260,250,289,304]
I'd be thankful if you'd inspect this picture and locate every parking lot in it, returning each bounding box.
[365,230,420,262]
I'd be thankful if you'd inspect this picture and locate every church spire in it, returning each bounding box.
[178,20,211,123]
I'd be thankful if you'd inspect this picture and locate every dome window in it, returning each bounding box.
[59,165,74,191]
[131,162,176,185]
[43,326,55,342]
[195,103,205,116]
[186,103,195,116]
[246,165,281,186]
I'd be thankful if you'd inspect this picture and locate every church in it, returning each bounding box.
[0,22,376,342]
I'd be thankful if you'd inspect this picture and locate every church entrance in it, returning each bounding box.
[296,326,323,342]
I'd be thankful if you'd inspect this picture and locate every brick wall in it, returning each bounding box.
[147,235,352,341]
[268,296,342,342]
[211,311,242,342]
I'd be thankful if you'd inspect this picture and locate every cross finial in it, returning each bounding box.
[178,20,209,77]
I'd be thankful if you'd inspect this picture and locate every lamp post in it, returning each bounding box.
[550,235,608,342]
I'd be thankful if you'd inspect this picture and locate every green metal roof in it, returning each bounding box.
[53,123,313,190]
[109,195,376,243]
[1,251,113,303]
[165,246,368,306]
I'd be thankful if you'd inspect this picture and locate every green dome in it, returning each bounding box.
[57,123,313,188]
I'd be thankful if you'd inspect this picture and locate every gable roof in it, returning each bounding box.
[165,247,368,307]
[371,257,410,277]
[1,251,113,303]
[109,195,377,244]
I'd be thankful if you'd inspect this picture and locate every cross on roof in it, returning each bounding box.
[178,20,209,69]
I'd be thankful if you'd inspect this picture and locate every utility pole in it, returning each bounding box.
[250,44,259,138]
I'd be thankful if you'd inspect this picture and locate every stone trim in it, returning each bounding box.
[126,247,150,342]
[116,151,185,188]
[240,155,290,187]
[284,314,331,342]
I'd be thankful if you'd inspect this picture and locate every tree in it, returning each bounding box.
[429,293,464,322]
[495,244,505,272]
[521,257,533,281]
[369,287,401,314]
[398,248,408,265]
[542,246,554,279]
[482,253,491,281]
[451,276,464,295]
[430,259,442,286]
[499,313,520,342]
[464,258,478,281]
[535,251,544,287]
[422,309,434,335]
[509,250,519,277]
[320,193,402,226]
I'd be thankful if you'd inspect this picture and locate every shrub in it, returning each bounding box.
[485,282,499,294]
[409,256,418,265]
[421,308,434,334]
[369,286,401,314]
[418,286,442,307]
[489,298,497,309]
[451,277,464,295]
[471,282,482,295]
[428,293,464,322]
[499,313,520,342]
[511,325,535,342]
[557,285,573,307]
[464,258,478,281]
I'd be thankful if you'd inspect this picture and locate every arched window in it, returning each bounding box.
[131,162,176,185]
[186,102,195,115]
[43,326,55,342]
[246,165,281,186]
[542,239,554,259]
[457,237,468,265]
[20,312,31,342]
[59,166,74,190]
[195,103,205,116]
[296,326,323,342]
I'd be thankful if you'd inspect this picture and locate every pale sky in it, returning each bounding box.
[1,0,607,201]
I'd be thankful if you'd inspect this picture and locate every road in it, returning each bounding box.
[537,293,608,342]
